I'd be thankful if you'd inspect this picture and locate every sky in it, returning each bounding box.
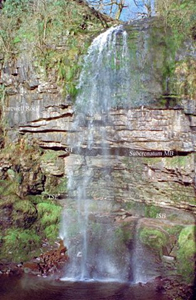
[87,0,156,21]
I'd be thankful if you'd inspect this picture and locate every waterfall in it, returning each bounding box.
[74,25,130,118]
[60,25,132,282]
[132,219,162,284]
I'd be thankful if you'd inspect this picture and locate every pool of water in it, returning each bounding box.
[0,275,169,300]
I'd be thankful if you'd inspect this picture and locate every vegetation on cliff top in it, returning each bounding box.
[0,0,115,99]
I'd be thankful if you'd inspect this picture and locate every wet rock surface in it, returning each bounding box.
[64,153,196,212]
[0,240,68,277]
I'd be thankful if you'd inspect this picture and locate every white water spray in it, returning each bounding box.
[60,25,132,282]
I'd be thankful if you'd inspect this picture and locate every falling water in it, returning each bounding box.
[60,25,132,282]
[131,219,160,284]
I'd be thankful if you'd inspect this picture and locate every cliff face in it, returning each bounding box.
[0,0,112,263]
[0,19,195,213]
[0,11,195,286]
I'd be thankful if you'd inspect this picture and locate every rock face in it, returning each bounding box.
[1,56,73,149]
[0,17,195,288]
[69,108,195,153]
[0,20,195,213]
[0,19,195,152]
[65,153,195,212]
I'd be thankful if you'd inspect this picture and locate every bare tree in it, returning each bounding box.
[133,0,152,17]
[88,0,127,20]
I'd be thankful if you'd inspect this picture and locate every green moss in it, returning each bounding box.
[177,225,196,283]
[144,205,161,219]
[41,150,59,162]
[170,192,196,205]
[12,200,37,228]
[44,176,67,195]
[165,156,190,168]
[37,202,62,227]
[155,1,196,100]
[54,177,67,194]
[0,194,20,208]
[165,225,183,236]
[27,195,44,204]
[139,228,167,257]
[13,200,35,214]
[142,157,162,164]
[44,224,59,242]
[115,226,132,244]
[0,140,64,260]
[1,228,41,262]
[6,169,23,186]
[0,180,19,197]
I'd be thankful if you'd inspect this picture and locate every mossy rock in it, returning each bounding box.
[0,228,41,262]
[44,176,67,195]
[44,224,60,242]
[164,155,193,169]
[139,228,167,257]
[13,200,36,214]
[12,200,37,228]
[177,225,196,283]
[37,202,62,228]
[144,205,161,218]
[41,150,59,163]
[165,225,184,236]
[40,150,65,177]
[27,195,44,204]
[0,194,21,208]
[55,177,67,194]
[0,180,20,197]
[114,225,133,245]
[7,169,22,183]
